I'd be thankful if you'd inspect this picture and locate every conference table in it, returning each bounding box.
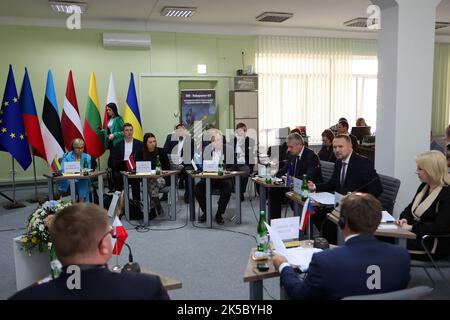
[285,191,335,239]
[327,210,416,248]
[44,171,107,207]
[120,170,179,226]
[243,241,317,300]
[187,170,244,228]
[251,177,288,223]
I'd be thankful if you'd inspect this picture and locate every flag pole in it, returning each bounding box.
[26,153,45,203]
[4,156,25,210]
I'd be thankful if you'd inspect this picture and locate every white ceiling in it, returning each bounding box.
[1,0,450,35]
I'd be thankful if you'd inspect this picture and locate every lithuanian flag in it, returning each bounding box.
[83,72,104,158]
[123,72,143,141]
[51,155,61,173]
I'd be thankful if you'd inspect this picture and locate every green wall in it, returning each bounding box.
[0,25,255,183]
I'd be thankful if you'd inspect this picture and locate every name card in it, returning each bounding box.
[271,217,300,241]
[64,161,80,174]
[258,164,266,177]
[136,161,152,174]
[203,160,218,172]
[293,177,302,194]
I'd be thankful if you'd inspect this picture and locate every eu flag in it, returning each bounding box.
[0,65,32,170]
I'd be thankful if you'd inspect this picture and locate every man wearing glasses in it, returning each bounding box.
[10,203,169,300]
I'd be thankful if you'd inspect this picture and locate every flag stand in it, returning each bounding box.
[26,154,47,203]
[110,225,122,272]
[3,157,26,210]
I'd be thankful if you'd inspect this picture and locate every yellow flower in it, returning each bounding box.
[31,237,38,244]
[22,236,29,243]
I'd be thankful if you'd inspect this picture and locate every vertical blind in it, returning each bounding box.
[256,36,378,148]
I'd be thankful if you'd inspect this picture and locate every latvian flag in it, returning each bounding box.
[300,197,314,233]
[126,153,136,172]
[112,216,128,255]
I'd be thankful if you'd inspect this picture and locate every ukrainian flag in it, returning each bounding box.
[123,72,143,141]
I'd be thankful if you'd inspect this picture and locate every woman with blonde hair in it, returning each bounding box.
[397,150,450,260]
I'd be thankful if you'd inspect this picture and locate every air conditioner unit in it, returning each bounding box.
[102,33,151,49]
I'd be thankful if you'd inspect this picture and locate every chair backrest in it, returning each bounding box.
[342,286,433,300]
[320,160,334,182]
[378,173,401,213]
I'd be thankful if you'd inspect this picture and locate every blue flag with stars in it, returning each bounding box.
[0,65,32,170]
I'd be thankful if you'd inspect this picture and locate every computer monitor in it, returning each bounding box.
[351,126,371,143]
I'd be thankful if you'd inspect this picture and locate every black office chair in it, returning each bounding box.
[378,173,401,214]
[410,234,450,289]
[320,160,334,182]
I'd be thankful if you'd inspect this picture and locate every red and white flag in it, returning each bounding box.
[61,70,83,151]
[103,73,117,129]
[300,198,314,233]
[126,153,136,171]
[112,216,128,255]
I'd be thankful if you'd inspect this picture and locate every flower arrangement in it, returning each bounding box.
[21,200,72,255]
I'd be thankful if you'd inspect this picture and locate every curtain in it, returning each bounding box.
[256,36,378,148]
[432,43,450,135]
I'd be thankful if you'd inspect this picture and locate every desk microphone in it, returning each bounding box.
[111,234,141,273]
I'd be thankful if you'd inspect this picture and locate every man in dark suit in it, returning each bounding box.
[163,123,194,203]
[269,132,322,219]
[272,193,410,300]
[308,134,382,243]
[9,203,169,300]
[111,123,143,202]
[196,130,234,225]
[233,122,256,200]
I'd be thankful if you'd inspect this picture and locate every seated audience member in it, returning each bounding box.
[318,129,337,163]
[355,117,368,127]
[111,123,143,203]
[163,123,194,203]
[233,122,256,200]
[9,203,170,300]
[336,120,359,152]
[446,124,450,154]
[195,131,234,225]
[397,151,450,260]
[308,134,382,243]
[143,133,171,218]
[272,193,410,300]
[269,133,322,219]
[268,127,290,166]
[329,117,347,136]
[59,138,92,202]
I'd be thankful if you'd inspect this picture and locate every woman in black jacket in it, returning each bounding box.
[397,150,450,260]
[143,133,170,218]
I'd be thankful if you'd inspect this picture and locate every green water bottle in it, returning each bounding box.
[49,245,62,279]
[83,158,89,176]
[218,156,224,176]
[301,174,309,201]
[155,155,161,175]
[257,210,268,252]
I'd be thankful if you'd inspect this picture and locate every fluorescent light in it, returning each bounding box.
[197,64,207,74]
[49,1,87,14]
[161,6,196,18]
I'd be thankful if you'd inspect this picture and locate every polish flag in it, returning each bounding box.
[300,198,314,233]
[112,216,128,255]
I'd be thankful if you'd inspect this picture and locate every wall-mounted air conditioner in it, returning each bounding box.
[102,33,151,49]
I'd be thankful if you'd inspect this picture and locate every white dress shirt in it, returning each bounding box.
[124,140,133,160]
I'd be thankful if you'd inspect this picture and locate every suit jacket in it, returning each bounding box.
[316,152,382,197]
[111,139,143,170]
[233,136,256,170]
[101,115,124,148]
[163,133,194,164]
[280,234,410,300]
[276,147,322,183]
[202,142,234,170]
[9,266,170,300]
[400,183,450,258]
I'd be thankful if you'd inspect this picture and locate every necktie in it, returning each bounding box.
[340,162,347,187]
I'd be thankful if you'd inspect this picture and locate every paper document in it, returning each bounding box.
[309,192,335,205]
[270,217,300,241]
[378,224,398,230]
[265,222,322,272]
[381,211,396,223]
